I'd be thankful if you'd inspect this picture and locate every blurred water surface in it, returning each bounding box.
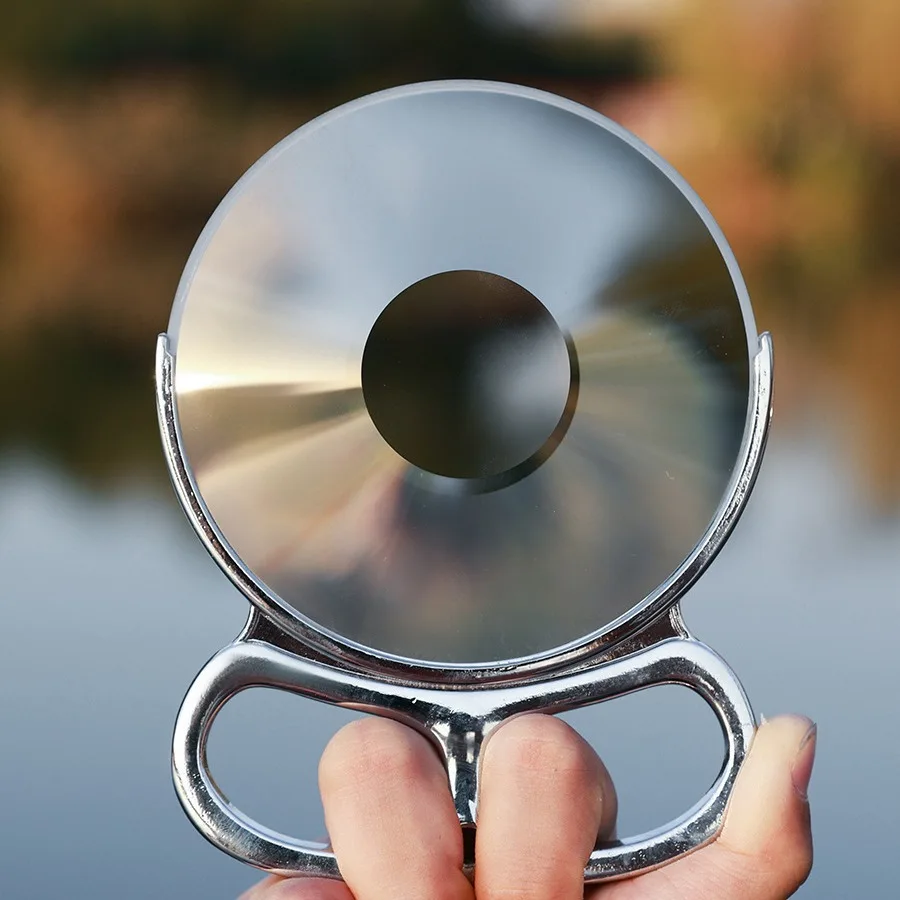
[1,415,898,899]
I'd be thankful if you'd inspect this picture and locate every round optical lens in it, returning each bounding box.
[169,83,753,665]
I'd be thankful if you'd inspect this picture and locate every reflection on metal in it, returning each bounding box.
[159,81,774,882]
[172,619,755,881]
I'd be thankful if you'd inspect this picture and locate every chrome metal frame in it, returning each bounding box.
[173,611,755,881]
[158,332,773,882]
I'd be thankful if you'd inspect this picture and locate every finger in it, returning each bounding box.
[476,713,617,900]
[318,716,474,900]
[592,714,816,900]
[240,875,354,900]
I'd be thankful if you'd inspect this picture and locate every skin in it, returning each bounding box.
[241,713,816,900]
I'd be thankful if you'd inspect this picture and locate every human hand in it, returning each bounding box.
[241,712,815,900]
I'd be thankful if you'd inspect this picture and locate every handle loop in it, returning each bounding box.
[172,636,755,881]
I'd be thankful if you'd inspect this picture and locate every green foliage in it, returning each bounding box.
[0,0,649,91]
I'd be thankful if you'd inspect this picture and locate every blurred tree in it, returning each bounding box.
[0,0,896,507]
[0,0,648,92]
[0,0,650,487]
[655,0,899,308]
[649,0,900,509]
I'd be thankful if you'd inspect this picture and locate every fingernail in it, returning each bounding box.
[790,721,817,800]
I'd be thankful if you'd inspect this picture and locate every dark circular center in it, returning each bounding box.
[361,270,577,482]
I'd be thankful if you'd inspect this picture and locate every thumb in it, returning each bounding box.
[718,714,816,869]
[595,714,816,899]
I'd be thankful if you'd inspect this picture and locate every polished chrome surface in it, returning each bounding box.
[156,330,771,684]
[172,615,755,881]
[166,80,756,666]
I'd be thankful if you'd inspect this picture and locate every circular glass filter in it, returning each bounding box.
[169,82,754,666]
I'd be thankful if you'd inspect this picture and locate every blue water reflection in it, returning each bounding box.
[0,424,896,899]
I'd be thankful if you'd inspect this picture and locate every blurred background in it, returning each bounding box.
[0,1,897,898]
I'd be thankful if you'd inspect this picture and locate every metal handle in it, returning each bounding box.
[172,644,340,877]
[172,639,459,877]
[573,640,756,879]
[172,636,754,881]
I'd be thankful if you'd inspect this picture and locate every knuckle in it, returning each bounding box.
[319,717,429,793]
[491,715,599,789]
[485,887,555,900]
[481,861,584,900]
[715,834,813,899]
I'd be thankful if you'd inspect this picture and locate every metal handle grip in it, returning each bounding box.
[574,640,756,879]
[172,644,342,877]
[173,639,459,876]
[172,636,755,881]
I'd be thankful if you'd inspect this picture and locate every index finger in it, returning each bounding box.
[476,713,618,900]
[319,716,475,900]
